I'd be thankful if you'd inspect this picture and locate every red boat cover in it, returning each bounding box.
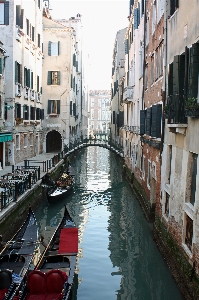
[58,227,78,254]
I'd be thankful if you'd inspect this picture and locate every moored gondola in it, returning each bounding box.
[16,206,78,300]
[46,168,75,204]
[0,207,38,300]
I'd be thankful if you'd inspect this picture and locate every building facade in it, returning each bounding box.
[0,0,44,165]
[89,90,111,137]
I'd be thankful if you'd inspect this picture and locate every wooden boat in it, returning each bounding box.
[47,169,75,204]
[17,206,78,300]
[0,207,38,300]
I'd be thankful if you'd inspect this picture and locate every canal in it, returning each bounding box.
[35,146,183,300]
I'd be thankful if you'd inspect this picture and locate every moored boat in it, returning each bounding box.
[16,206,78,300]
[46,169,75,204]
[0,207,38,300]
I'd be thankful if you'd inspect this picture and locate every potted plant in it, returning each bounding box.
[185,97,199,117]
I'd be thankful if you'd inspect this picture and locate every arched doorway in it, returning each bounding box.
[46,130,62,153]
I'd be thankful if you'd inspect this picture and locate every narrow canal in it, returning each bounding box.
[35,147,183,300]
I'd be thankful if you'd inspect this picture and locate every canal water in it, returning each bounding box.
[35,147,183,300]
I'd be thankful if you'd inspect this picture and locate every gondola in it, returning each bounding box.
[17,206,78,300]
[46,168,75,204]
[0,207,38,300]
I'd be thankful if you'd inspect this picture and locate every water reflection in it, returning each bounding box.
[35,147,183,300]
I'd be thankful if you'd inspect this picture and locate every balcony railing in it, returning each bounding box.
[123,125,140,134]
[165,94,187,124]
[123,86,134,103]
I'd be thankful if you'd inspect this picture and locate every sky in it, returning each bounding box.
[49,0,129,90]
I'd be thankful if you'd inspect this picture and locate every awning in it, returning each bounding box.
[0,133,12,143]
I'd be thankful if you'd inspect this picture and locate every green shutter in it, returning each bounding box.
[16,5,21,26]
[20,9,24,29]
[31,71,33,89]
[47,100,51,114]
[173,55,179,95]
[71,74,73,88]
[58,41,60,55]
[47,71,51,85]
[20,64,22,84]
[57,100,60,114]
[4,1,9,25]
[57,71,60,85]
[140,110,145,135]
[27,69,30,88]
[0,58,3,74]
[48,41,51,56]
[151,104,162,138]
[146,107,152,136]
[15,61,18,83]
[24,67,26,86]
[189,43,199,98]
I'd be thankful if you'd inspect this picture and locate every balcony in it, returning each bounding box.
[123,125,140,134]
[123,86,134,103]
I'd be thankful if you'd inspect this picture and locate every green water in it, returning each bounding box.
[35,147,183,300]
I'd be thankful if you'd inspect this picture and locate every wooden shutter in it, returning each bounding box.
[134,8,138,29]
[138,3,140,26]
[168,62,173,96]
[31,71,33,89]
[16,103,21,118]
[70,101,72,115]
[48,41,51,56]
[57,71,60,85]
[189,43,199,98]
[118,111,124,127]
[20,9,24,29]
[151,104,162,138]
[15,61,18,83]
[125,39,129,55]
[0,58,3,74]
[27,69,30,88]
[57,100,60,114]
[47,100,51,114]
[24,67,26,86]
[71,74,73,88]
[58,41,60,55]
[146,107,152,136]
[190,154,198,205]
[140,110,145,135]
[173,55,179,95]
[36,108,40,120]
[4,1,9,25]
[32,26,34,42]
[73,103,76,116]
[40,109,44,120]
[113,111,115,124]
[16,5,21,26]
[47,71,52,85]
[37,75,39,92]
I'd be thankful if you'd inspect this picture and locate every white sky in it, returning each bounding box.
[49,0,129,90]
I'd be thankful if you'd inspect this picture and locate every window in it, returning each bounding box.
[185,214,193,251]
[47,100,60,114]
[30,106,35,120]
[91,98,94,107]
[144,64,148,90]
[37,75,39,92]
[152,2,156,34]
[98,99,101,107]
[190,153,198,206]
[0,1,9,25]
[168,145,172,183]
[38,33,41,48]
[36,108,40,120]
[47,71,60,85]
[15,61,22,84]
[147,160,151,188]
[26,18,29,35]
[151,54,154,84]
[170,0,179,16]
[24,67,30,88]
[30,133,33,146]
[32,26,34,42]
[16,134,20,149]
[24,133,28,147]
[15,103,21,118]
[165,192,170,217]
[23,105,29,120]
[48,41,60,56]
[16,5,23,28]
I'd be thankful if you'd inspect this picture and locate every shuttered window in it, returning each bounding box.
[47,100,60,114]
[73,103,76,116]
[40,109,44,120]
[36,107,40,120]
[190,153,198,206]
[189,43,199,98]
[47,71,60,85]
[134,8,138,29]
[15,103,21,118]
[16,5,21,26]
[125,39,129,55]
[23,105,29,120]
[30,106,35,120]
[151,104,162,138]
[0,57,4,75]
[37,75,39,92]
[112,111,115,124]
[15,61,22,84]
[140,110,145,135]
[118,111,124,128]
[31,71,33,89]
[146,107,152,136]
[70,101,72,115]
